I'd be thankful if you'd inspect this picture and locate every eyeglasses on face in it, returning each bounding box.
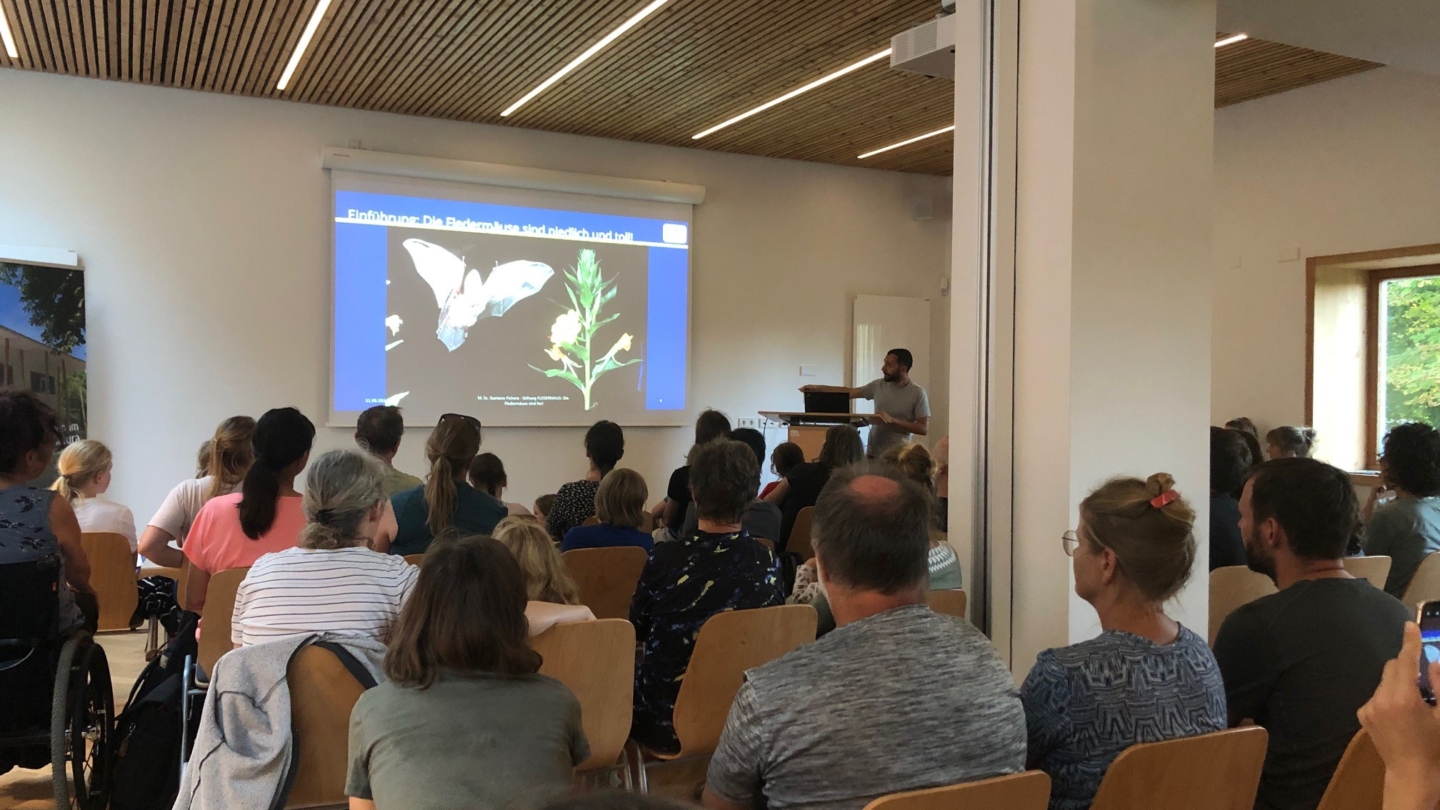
[1061,530,1079,557]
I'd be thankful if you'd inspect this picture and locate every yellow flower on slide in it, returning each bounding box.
[612,333,633,354]
[545,344,564,362]
[549,309,582,346]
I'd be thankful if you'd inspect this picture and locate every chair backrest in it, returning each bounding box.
[562,546,650,620]
[927,589,967,619]
[1314,729,1385,810]
[285,645,371,808]
[532,618,635,770]
[176,557,192,608]
[788,506,815,559]
[1342,556,1392,591]
[198,566,250,675]
[403,554,425,566]
[862,771,1052,810]
[0,556,62,642]
[1208,566,1277,645]
[1089,726,1269,810]
[755,537,775,551]
[671,604,817,757]
[1403,552,1440,607]
[80,532,138,631]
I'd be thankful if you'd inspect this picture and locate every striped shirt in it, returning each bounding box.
[232,546,418,646]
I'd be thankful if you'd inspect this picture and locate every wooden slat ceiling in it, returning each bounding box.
[0,3,1384,176]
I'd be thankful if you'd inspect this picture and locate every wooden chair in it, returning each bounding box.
[755,537,775,551]
[636,604,818,786]
[563,546,650,620]
[1403,552,1440,607]
[788,506,815,559]
[80,531,138,631]
[1208,566,1277,646]
[1089,726,1268,810]
[403,554,425,566]
[927,589,967,619]
[862,771,1051,810]
[285,644,372,808]
[197,567,250,676]
[1342,555,1392,590]
[532,619,636,774]
[1314,730,1384,810]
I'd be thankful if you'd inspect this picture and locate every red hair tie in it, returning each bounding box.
[1150,490,1180,509]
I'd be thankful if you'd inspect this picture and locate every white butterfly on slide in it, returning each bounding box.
[401,239,554,352]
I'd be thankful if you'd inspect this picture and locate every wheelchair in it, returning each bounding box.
[0,555,115,810]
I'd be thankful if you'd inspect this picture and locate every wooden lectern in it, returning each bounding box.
[759,412,871,461]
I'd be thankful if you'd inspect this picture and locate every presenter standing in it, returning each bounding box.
[801,348,930,458]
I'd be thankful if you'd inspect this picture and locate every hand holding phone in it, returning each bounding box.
[1420,602,1440,705]
[1358,620,1440,810]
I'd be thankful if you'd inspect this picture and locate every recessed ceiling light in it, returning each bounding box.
[0,3,19,60]
[1214,33,1249,48]
[857,125,955,160]
[277,0,335,91]
[502,0,672,118]
[692,48,893,140]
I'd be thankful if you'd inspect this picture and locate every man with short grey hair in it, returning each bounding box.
[702,465,1025,810]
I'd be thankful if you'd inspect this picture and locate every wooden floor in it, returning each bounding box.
[0,630,148,810]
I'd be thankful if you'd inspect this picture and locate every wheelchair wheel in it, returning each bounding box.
[49,634,113,810]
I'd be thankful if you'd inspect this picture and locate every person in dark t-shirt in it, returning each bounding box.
[654,410,731,540]
[764,424,863,553]
[1209,427,1253,570]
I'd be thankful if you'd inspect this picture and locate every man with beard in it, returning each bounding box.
[1214,457,1409,810]
[802,348,930,458]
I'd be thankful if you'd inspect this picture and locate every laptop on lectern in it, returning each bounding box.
[803,391,850,416]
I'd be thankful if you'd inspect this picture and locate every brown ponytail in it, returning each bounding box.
[206,416,256,499]
[1079,473,1196,602]
[424,416,482,538]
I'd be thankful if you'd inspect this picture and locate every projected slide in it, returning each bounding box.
[331,182,689,427]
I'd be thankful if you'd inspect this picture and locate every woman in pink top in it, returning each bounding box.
[184,407,315,611]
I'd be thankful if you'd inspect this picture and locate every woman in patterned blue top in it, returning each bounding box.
[1022,473,1226,810]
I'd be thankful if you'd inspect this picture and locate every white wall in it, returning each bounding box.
[1212,67,1440,436]
[0,70,951,518]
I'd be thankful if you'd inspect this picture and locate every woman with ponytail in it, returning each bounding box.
[1021,474,1225,810]
[390,414,505,556]
[232,449,417,646]
[183,408,315,611]
[138,414,255,567]
[52,439,138,552]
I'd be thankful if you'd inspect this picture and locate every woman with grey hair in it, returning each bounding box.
[231,449,419,647]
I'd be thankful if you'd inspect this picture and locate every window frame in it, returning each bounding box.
[1366,265,1440,468]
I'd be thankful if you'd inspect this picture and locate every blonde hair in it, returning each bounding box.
[1079,473,1196,602]
[882,443,937,496]
[492,516,580,605]
[50,440,112,501]
[300,449,387,550]
[424,416,482,539]
[595,468,648,529]
[206,416,256,499]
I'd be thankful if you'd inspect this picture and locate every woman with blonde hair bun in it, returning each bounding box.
[1021,473,1225,810]
[51,439,138,552]
[138,415,255,567]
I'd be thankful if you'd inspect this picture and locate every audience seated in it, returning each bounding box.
[1210,426,1253,569]
[1266,425,1317,459]
[468,453,531,516]
[654,409,732,540]
[679,427,782,542]
[355,405,423,496]
[494,516,582,604]
[51,439,137,552]
[1364,422,1440,596]
[345,536,589,810]
[183,408,314,611]
[1024,474,1225,810]
[390,414,505,556]
[703,465,1024,810]
[1226,417,1267,469]
[631,439,785,753]
[138,415,254,568]
[561,468,654,552]
[232,449,417,646]
[1358,622,1440,810]
[533,493,555,524]
[0,390,95,633]
[547,420,625,543]
[760,441,804,500]
[1214,457,1409,810]
[765,423,863,552]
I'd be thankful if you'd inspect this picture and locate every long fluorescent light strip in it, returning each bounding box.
[1215,33,1248,48]
[0,2,18,59]
[277,0,334,91]
[693,48,893,140]
[502,0,671,117]
[857,125,955,159]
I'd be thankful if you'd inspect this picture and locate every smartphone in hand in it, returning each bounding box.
[1418,601,1440,706]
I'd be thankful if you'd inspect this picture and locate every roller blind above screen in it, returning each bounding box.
[328,161,696,428]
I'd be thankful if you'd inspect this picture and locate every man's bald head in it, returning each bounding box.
[813,464,931,594]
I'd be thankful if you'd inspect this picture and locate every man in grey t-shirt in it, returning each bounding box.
[702,466,1025,810]
[801,348,930,458]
